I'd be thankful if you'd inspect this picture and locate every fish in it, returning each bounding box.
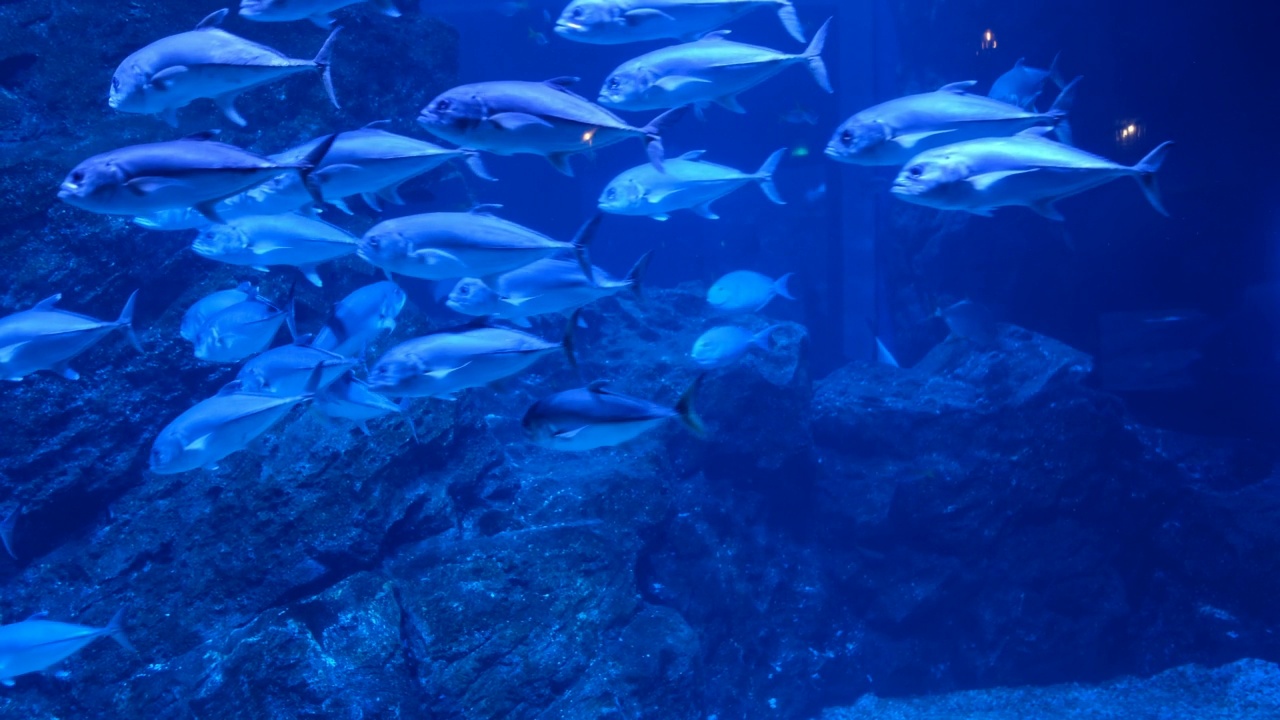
[988,53,1065,110]
[311,281,407,357]
[358,208,600,283]
[149,370,321,474]
[598,148,785,220]
[417,78,685,176]
[192,214,360,287]
[447,251,651,325]
[0,291,140,382]
[691,324,782,369]
[875,337,899,368]
[825,77,1080,167]
[59,131,336,223]
[0,609,133,686]
[315,372,417,440]
[271,124,495,214]
[521,375,704,451]
[133,170,315,232]
[890,131,1173,220]
[192,290,295,363]
[596,21,831,113]
[937,300,999,346]
[239,0,401,28]
[181,282,257,343]
[234,341,357,395]
[109,8,340,127]
[707,270,794,315]
[367,316,578,399]
[553,0,806,45]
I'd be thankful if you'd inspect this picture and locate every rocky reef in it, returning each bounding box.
[1,2,1279,720]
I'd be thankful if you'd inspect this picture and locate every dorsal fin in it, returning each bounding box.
[468,203,503,215]
[362,119,393,130]
[32,294,61,311]
[698,30,733,41]
[196,8,229,30]
[544,76,580,89]
[217,380,245,396]
[676,150,708,161]
[938,81,978,94]
[183,130,221,142]
[587,380,610,394]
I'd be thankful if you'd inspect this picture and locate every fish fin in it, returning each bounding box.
[489,111,554,131]
[149,65,189,91]
[1046,76,1081,146]
[160,107,180,127]
[1133,141,1173,217]
[24,611,47,621]
[463,152,496,181]
[1028,199,1065,222]
[894,129,954,149]
[555,427,588,439]
[297,132,341,207]
[1,679,13,687]
[116,289,142,352]
[124,176,187,196]
[587,380,611,394]
[562,309,581,370]
[570,213,602,279]
[371,0,401,17]
[653,75,714,94]
[622,250,653,301]
[33,294,61,311]
[362,192,382,213]
[426,363,470,379]
[675,374,706,436]
[251,266,271,273]
[105,607,135,652]
[774,272,796,301]
[377,183,406,205]
[938,80,979,93]
[623,8,675,23]
[967,169,1035,192]
[53,362,80,381]
[692,202,720,220]
[315,26,342,110]
[676,150,707,161]
[330,198,354,215]
[355,421,372,437]
[469,203,503,214]
[803,18,833,93]
[215,93,246,127]
[777,0,806,43]
[1017,126,1055,139]
[412,248,459,266]
[1047,52,1066,89]
[196,8,228,29]
[311,162,363,189]
[184,434,214,452]
[194,200,223,224]
[510,316,533,328]
[715,94,746,113]
[309,13,335,29]
[543,76,581,88]
[547,152,575,177]
[753,324,785,351]
[300,265,323,288]
[651,213,670,222]
[1,507,18,560]
[641,106,687,172]
[755,147,787,204]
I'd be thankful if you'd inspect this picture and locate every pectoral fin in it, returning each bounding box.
[893,130,953,149]
[547,152,575,177]
[411,248,459,266]
[53,362,80,381]
[554,427,588,439]
[488,112,554,131]
[654,75,713,94]
[150,66,189,90]
[125,177,187,196]
[1028,199,1065,221]
[651,213,671,221]
[967,169,1035,192]
[692,202,719,220]
[624,8,675,23]
[426,363,470,379]
[300,265,323,287]
[184,434,214,452]
[0,342,29,364]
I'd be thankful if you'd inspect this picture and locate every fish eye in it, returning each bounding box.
[71,170,84,183]
[840,130,853,146]
[608,77,619,90]
[367,238,379,249]
[572,8,583,18]
[908,165,923,178]
[111,77,120,91]
[457,285,470,296]
[435,99,451,112]
[606,188,616,200]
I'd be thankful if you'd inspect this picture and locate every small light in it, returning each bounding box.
[1116,118,1144,146]
[582,127,598,145]
[980,29,997,52]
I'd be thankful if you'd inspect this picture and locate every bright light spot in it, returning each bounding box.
[1116,118,1144,146]
[582,127,598,145]
[980,29,997,51]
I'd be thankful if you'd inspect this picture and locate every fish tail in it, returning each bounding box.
[755,148,788,205]
[463,151,497,182]
[314,26,343,110]
[1047,51,1067,89]
[105,607,135,653]
[562,309,581,371]
[641,106,689,173]
[675,374,706,436]
[398,399,420,444]
[1046,76,1082,146]
[754,324,785,351]
[298,133,340,206]
[1132,141,1174,217]
[116,289,143,352]
[570,213,604,283]
[777,0,807,43]
[802,18,834,93]
[624,251,654,300]
[774,272,796,301]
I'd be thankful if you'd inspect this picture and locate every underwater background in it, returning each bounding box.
[1,0,1277,717]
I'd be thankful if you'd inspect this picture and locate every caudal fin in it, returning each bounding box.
[116,290,142,352]
[674,374,706,436]
[774,272,796,301]
[641,106,689,173]
[1132,141,1173,217]
[314,27,342,109]
[777,0,806,43]
[570,213,603,282]
[753,324,785,351]
[625,251,654,300]
[104,608,135,653]
[1047,51,1066,89]
[563,309,582,370]
[298,133,340,206]
[1046,76,1081,146]
[755,148,787,205]
[802,19,833,93]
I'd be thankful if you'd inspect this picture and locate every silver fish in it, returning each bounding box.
[240,0,400,28]
[181,282,257,343]
[149,377,317,474]
[707,270,794,315]
[937,300,998,347]
[235,341,357,395]
[417,78,684,176]
[109,8,340,127]
[359,208,598,282]
[315,372,417,440]
[192,214,359,287]
[133,171,314,231]
[598,148,784,220]
[988,54,1065,110]
[825,77,1079,167]
[311,281,407,357]
[521,376,703,451]
[597,22,831,113]
[192,291,294,363]
[890,131,1173,221]
[554,0,806,45]
[0,291,140,382]
[447,251,650,325]
[59,132,334,223]
[691,324,781,369]
[0,609,133,686]
[272,124,495,214]
[367,318,577,399]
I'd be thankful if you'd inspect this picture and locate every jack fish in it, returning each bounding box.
[0,609,133,686]
[521,376,704,451]
[240,0,400,28]
[447,251,651,325]
[598,148,784,220]
[0,291,140,381]
[311,281,407,357]
[192,214,359,287]
[554,0,806,45]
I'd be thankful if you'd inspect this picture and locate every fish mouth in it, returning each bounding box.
[554,22,584,36]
